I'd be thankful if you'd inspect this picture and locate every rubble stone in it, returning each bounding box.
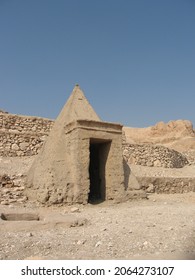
[123,143,188,168]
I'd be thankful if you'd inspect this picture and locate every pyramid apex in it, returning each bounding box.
[73,84,80,91]
[72,84,83,95]
[56,85,101,124]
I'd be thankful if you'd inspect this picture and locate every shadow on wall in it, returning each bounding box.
[123,159,130,191]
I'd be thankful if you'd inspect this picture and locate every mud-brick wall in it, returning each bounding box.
[0,113,54,156]
[138,177,195,194]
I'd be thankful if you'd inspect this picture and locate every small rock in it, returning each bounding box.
[12,144,19,151]
[2,189,10,194]
[168,227,174,231]
[95,241,102,248]
[19,142,29,151]
[153,159,161,167]
[27,233,33,237]
[17,197,28,203]
[1,201,9,205]
[143,241,148,246]
[8,199,17,203]
[77,240,86,245]
[70,207,80,213]
[147,183,155,193]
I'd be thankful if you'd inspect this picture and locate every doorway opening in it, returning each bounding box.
[88,139,111,203]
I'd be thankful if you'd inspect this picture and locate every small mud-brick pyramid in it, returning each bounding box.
[25,85,125,204]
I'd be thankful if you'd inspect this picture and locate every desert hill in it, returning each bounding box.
[123,120,195,152]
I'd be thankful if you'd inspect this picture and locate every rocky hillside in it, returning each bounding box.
[123,120,195,152]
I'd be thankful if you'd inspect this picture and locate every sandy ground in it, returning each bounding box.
[0,192,195,260]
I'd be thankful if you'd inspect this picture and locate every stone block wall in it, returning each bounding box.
[138,176,195,194]
[123,143,188,168]
[0,113,53,156]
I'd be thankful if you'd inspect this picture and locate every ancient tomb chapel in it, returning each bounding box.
[25,85,125,204]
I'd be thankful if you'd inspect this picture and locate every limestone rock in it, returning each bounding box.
[70,207,80,213]
[147,184,155,193]
[19,142,29,151]
[95,241,102,247]
[0,213,39,221]
[12,144,19,151]
[123,120,195,153]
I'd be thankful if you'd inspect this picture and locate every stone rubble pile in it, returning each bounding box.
[123,144,189,168]
[0,174,27,205]
[138,177,195,194]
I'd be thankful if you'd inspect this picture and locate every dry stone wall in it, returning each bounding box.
[0,113,53,156]
[123,143,188,168]
[138,177,195,194]
[0,113,53,133]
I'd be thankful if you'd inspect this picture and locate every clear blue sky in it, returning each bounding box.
[0,0,194,127]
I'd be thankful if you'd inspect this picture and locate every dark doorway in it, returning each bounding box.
[88,139,111,203]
